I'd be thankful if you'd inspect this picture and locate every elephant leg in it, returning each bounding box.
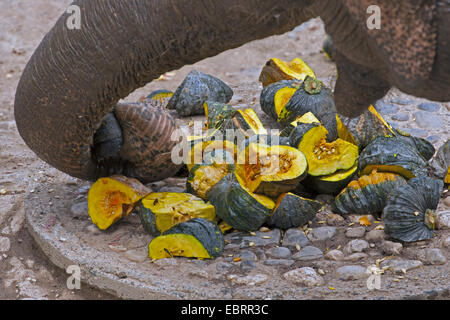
[333,50,391,118]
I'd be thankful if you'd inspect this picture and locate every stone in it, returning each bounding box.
[335,265,367,281]
[263,259,295,267]
[365,229,386,242]
[436,211,450,229]
[227,274,268,286]
[343,239,369,254]
[216,262,233,273]
[238,250,258,262]
[426,135,440,144]
[414,111,445,129]
[326,213,345,226]
[282,228,310,248]
[380,241,403,255]
[444,197,450,208]
[266,247,291,259]
[391,97,413,105]
[85,224,102,235]
[325,249,344,261]
[380,259,423,274]
[0,236,11,252]
[108,244,128,253]
[307,226,336,242]
[344,252,368,262]
[123,248,147,263]
[391,112,409,122]
[398,127,428,138]
[417,248,447,265]
[417,102,440,112]
[10,206,25,234]
[345,227,366,238]
[158,186,185,193]
[240,229,281,248]
[240,260,257,272]
[442,236,450,248]
[283,267,324,287]
[374,101,399,115]
[153,258,177,267]
[70,202,88,218]
[292,246,323,261]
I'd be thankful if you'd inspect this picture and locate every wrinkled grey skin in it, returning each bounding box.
[14,0,450,182]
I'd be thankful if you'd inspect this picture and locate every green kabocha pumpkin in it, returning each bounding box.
[431,139,450,184]
[203,101,236,131]
[167,70,233,116]
[148,218,225,260]
[267,193,322,229]
[222,108,267,137]
[259,57,316,87]
[305,164,358,195]
[279,112,321,137]
[186,162,234,200]
[136,192,215,236]
[146,89,174,103]
[358,136,428,179]
[207,173,275,231]
[236,143,309,197]
[289,123,359,176]
[393,128,435,161]
[260,79,303,121]
[332,169,407,215]
[277,76,338,141]
[384,177,444,242]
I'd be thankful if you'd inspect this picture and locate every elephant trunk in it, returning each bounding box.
[14,0,316,181]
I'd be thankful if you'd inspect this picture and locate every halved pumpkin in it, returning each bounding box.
[186,162,234,200]
[236,143,308,197]
[186,139,237,171]
[290,123,359,176]
[260,80,303,121]
[267,192,322,229]
[259,57,316,87]
[306,164,358,195]
[332,169,407,215]
[207,173,275,231]
[148,218,224,260]
[136,192,215,236]
[222,108,267,136]
[87,175,151,230]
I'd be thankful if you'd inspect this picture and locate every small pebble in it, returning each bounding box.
[266,247,291,259]
[417,248,447,265]
[417,102,440,112]
[380,241,403,255]
[343,239,369,254]
[283,267,324,287]
[292,246,323,261]
[325,249,344,261]
[335,265,367,281]
[345,226,366,238]
[391,112,409,122]
[263,259,295,267]
[414,111,445,129]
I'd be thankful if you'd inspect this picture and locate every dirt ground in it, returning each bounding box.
[0,1,448,300]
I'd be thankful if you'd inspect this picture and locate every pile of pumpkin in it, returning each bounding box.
[87,57,450,261]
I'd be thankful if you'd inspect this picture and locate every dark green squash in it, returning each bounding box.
[358,136,428,179]
[279,111,321,137]
[146,89,174,103]
[148,218,225,259]
[289,123,359,177]
[260,79,303,121]
[167,70,233,116]
[305,164,358,195]
[259,57,316,87]
[431,139,450,184]
[277,76,338,141]
[384,177,444,242]
[235,143,309,198]
[207,173,275,231]
[222,108,267,137]
[267,192,322,229]
[186,162,234,200]
[393,128,435,161]
[136,192,216,236]
[332,169,407,215]
[203,101,236,131]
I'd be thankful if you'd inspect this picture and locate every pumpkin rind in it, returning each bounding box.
[87,175,151,230]
[186,162,234,199]
[259,57,316,87]
[268,193,322,229]
[207,173,275,231]
[236,143,309,197]
[167,70,233,116]
[222,108,267,137]
[431,139,450,183]
[383,177,444,242]
[146,89,174,103]
[136,192,216,236]
[203,101,236,131]
[332,170,407,215]
[358,136,428,179]
[306,164,358,195]
[148,218,224,259]
[260,80,303,120]
[394,128,435,161]
[278,76,338,141]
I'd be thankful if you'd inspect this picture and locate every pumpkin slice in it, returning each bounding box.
[203,101,236,131]
[259,57,316,87]
[146,89,174,102]
[239,134,291,153]
[186,139,237,171]
[290,123,359,176]
[148,218,224,260]
[279,111,321,137]
[136,192,215,236]
[306,164,358,195]
[358,136,428,179]
[186,162,234,200]
[236,143,308,197]
[260,80,303,121]
[88,175,151,230]
[384,177,444,242]
[207,173,275,231]
[223,108,267,136]
[268,193,322,229]
[336,114,357,146]
[332,169,406,215]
